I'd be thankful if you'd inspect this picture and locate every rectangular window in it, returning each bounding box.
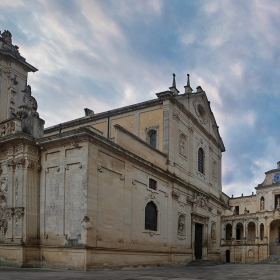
[149,178,157,190]
[235,206,239,215]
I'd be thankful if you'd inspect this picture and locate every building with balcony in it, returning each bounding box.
[221,162,280,262]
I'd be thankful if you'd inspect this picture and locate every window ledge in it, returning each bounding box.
[147,188,159,194]
[143,230,160,236]
[196,171,206,180]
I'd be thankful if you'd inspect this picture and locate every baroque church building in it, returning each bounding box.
[0,30,278,269]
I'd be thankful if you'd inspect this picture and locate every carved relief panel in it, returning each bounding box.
[179,132,187,158]
[211,222,216,243]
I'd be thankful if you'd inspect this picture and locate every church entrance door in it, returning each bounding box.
[195,223,203,259]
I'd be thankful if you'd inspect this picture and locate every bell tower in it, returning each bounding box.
[0,31,44,247]
[0,30,44,138]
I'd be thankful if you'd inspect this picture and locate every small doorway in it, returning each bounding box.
[226,250,230,263]
[195,223,203,259]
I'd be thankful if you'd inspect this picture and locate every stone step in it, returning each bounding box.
[187,259,225,266]
[269,254,280,259]
[258,256,280,264]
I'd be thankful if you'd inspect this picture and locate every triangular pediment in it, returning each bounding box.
[176,92,225,152]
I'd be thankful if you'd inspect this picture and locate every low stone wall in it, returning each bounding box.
[269,244,280,255]
[0,245,194,270]
[221,244,268,263]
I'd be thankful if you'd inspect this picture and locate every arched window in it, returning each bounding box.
[198,148,204,173]
[149,131,157,149]
[145,201,157,231]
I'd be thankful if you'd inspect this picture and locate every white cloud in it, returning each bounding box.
[244,111,256,126]
[0,0,23,7]
[119,84,137,108]
[181,33,196,45]
[203,1,219,15]
[41,95,112,128]
[192,73,222,106]
[80,0,126,44]
[206,36,225,48]
[148,0,162,14]
[223,136,280,197]
[231,62,243,77]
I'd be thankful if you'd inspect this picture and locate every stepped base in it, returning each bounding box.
[187,259,225,266]
[258,255,280,264]
[269,254,280,258]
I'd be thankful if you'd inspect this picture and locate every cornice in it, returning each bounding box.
[0,131,35,145]
[255,182,280,190]
[44,98,162,134]
[229,194,256,200]
[0,49,37,72]
[37,127,228,208]
[265,168,280,175]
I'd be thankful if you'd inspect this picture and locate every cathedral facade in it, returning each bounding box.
[0,30,278,269]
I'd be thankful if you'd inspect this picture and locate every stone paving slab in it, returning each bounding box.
[0,264,280,279]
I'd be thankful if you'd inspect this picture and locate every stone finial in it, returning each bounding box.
[172,73,176,88]
[277,161,280,169]
[196,86,203,93]
[84,108,94,116]
[184,73,193,93]
[169,73,179,95]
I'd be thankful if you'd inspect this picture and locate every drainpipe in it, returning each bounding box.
[107,116,110,139]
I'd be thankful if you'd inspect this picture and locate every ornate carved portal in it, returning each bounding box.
[192,213,209,260]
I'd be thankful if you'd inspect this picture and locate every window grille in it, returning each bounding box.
[149,178,157,190]
[198,148,204,173]
[145,201,157,231]
[149,131,157,148]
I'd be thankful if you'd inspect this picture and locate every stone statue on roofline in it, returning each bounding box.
[0,30,12,44]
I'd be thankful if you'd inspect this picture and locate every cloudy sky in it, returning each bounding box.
[1,0,280,197]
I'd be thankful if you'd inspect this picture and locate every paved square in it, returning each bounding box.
[0,264,280,280]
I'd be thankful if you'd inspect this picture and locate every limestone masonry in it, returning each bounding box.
[0,30,278,270]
